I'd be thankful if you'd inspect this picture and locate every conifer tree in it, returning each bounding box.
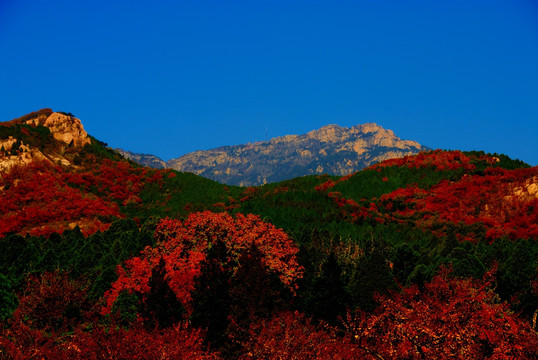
[141,257,185,329]
[305,252,350,325]
[190,239,232,349]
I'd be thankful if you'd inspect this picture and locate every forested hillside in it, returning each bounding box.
[0,112,537,359]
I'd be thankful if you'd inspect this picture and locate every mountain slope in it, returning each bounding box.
[0,109,239,237]
[165,123,428,186]
[115,149,167,169]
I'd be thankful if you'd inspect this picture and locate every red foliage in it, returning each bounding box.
[0,320,218,359]
[315,174,353,192]
[10,271,89,333]
[241,311,360,359]
[315,179,338,192]
[0,321,65,359]
[239,186,259,202]
[377,167,538,241]
[0,159,167,237]
[0,162,120,237]
[0,271,90,359]
[370,149,496,172]
[344,266,538,359]
[63,158,164,203]
[327,165,538,241]
[102,211,303,315]
[63,322,218,359]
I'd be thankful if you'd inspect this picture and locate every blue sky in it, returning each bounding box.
[1,0,537,165]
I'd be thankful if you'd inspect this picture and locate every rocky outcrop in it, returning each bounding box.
[0,137,48,172]
[166,123,428,186]
[512,176,538,201]
[19,111,91,148]
[0,109,92,174]
[43,113,91,148]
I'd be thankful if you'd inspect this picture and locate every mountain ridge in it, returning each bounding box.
[120,122,429,186]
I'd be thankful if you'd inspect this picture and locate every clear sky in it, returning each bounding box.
[1,0,537,165]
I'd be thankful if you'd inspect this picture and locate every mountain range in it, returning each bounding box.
[119,123,429,186]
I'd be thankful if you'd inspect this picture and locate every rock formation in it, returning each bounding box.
[164,123,428,186]
[0,109,92,174]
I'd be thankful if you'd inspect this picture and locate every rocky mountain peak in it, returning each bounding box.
[164,122,429,186]
[307,124,346,142]
[353,122,384,134]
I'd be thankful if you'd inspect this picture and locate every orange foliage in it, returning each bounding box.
[327,162,538,241]
[0,320,217,359]
[103,211,303,315]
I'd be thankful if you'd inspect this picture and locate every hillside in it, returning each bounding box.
[115,148,167,169]
[0,110,537,359]
[121,123,429,186]
[0,109,239,237]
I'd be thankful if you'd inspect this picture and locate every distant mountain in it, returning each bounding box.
[115,149,167,169]
[163,123,429,186]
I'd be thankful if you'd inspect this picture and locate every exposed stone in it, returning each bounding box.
[512,176,538,201]
[165,122,429,186]
[0,110,92,176]
[40,113,91,147]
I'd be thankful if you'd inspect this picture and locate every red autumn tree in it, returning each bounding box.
[0,271,91,359]
[9,270,90,333]
[0,161,121,237]
[370,149,496,172]
[62,321,219,360]
[102,211,303,316]
[241,311,360,360]
[0,318,218,359]
[344,266,538,359]
[0,158,167,237]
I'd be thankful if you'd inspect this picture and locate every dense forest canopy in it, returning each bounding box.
[0,117,537,359]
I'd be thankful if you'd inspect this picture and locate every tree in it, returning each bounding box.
[344,266,538,359]
[303,252,351,325]
[0,274,17,321]
[348,245,395,312]
[191,239,232,349]
[242,311,360,359]
[10,270,89,332]
[102,211,303,316]
[226,243,289,356]
[141,257,185,329]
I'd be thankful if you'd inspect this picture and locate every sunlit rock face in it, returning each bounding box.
[165,123,428,186]
[0,109,92,174]
[40,112,91,148]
